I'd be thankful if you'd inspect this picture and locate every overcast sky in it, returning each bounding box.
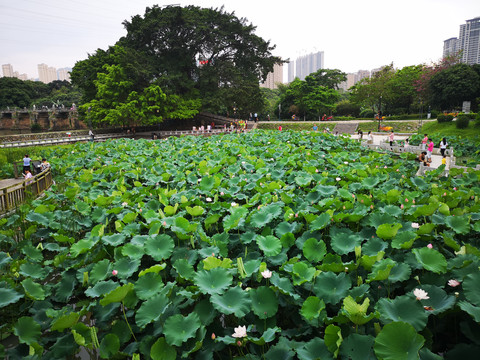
[1,0,478,80]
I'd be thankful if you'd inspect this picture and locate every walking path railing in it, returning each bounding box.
[0,168,53,214]
[0,134,127,148]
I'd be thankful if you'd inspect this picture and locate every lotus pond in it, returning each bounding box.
[1,130,480,359]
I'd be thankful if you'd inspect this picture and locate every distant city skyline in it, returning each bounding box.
[443,16,480,65]
[2,63,71,83]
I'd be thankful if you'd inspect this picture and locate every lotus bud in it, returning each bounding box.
[112,270,118,276]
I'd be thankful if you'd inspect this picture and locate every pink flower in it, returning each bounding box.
[453,187,457,191]
[211,333,216,340]
[413,288,430,300]
[112,270,118,276]
[412,199,415,204]
[401,204,404,209]
[448,279,461,287]
[162,221,167,226]
[261,270,272,279]
[411,222,420,229]
[427,244,433,249]
[295,213,299,218]
[443,192,447,196]
[220,192,225,195]
[384,166,388,168]
[232,325,247,338]
[405,198,409,202]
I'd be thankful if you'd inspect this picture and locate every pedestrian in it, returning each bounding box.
[389,131,394,146]
[254,113,258,122]
[23,169,33,184]
[427,139,434,163]
[404,138,409,148]
[23,154,32,174]
[421,134,428,150]
[442,155,447,166]
[358,130,363,141]
[278,125,282,131]
[439,138,448,156]
[367,131,373,144]
[313,124,318,131]
[89,129,95,141]
[40,158,50,172]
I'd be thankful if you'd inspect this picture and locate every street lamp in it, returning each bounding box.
[278,104,281,121]
[377,95,382,131]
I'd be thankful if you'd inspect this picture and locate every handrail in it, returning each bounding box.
[0,133,127,148]
[0,168,53,214]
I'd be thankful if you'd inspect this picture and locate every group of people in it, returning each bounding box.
[22,154,50,181]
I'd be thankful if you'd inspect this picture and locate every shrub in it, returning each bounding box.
[456,113,470,129]
[359,109,375,118]
[437,114,454,123]
[31,123,42,133]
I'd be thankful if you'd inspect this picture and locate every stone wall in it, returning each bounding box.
[0,110,86,132]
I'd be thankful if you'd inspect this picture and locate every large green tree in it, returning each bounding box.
[429,63,480,110]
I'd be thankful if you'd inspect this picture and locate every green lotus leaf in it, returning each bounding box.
[0,252,11,269]
[420,284,456,315]
[295,173,313,186]
[164,205,177,216]
[199,176,216,191]
[313,272,351,305]
[250,286,279,319]
[256,235,282,256]
[151,337,176,360]
[85,280,118,298]
[195,267,233,295]
[90,259,111,284]
[145,234,174,261]
[251,211,274,228]
[376,223,402,239]
[101,234,126,246]
[338,188,354,201]
[99,283,134,306]
[413,203,438,217]
[186,205,205,217]
[172,216,191,234]
[51,312,80,332]
[303,238,327,263]
[412,248,447,274]
[134,273,164,300]
[391,231,417,249]
[122,212,137,224]
[445,215,470,234]
[0,285,23,308]
[26,212,50,226]
[368,212,396,228]
[138,264,166,277]
[205,214,221,230]
[381,205,403,217]
[292,261,316,285]
[310,213,331,231]
[463,272,480,306]
[340,333,375,360]
[223,207,248,231]
[361,177,379,189]
[330,227,362,255]
[367,258,396,282]
[19,262,49,279]
[210,286,251,317]
[203,256,233,270]
[376,295,428,331]
[164,312,201,346]
[458,301,480,322]
[14,317,41,345]
[343,296,376,325]
[388,263,412,283]
[249,327,281,345]
[173,259,195,280]
[113,258,140,279]
[417,223,435,235]
[297,338,333,360]
[21,278,45,300]
[121,243,145,260]
[374,322,424,360]
[317,185,337,197]
[135,292,170,328]
[300,296,326,321]
[99,333,120,359]
[324,324,343,358]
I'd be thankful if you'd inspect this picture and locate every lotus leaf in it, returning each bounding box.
[250,286,279,319]
[85,280,118,298]
[297,338,333,360]
[151,337,176,360]
[458,301,480,322]
[374,322,425,360]
[135,293,170,328]
[413,248,447,274]
[376,295,429,331]
[99,333,120,359]
[445,215,470,234]
[340,333,375,360]
[145,234,175,261]
[195,267,233,295]
[300,296,325,321]
[210,286,251,317]
[14,317,42,345]
[420,284,456,315]
[21,278,45,300]
[256,235,282,256]
[376,223,402,239]
[134,273,164,300]
[302,238,327,263]
[99,283,134,306]
[330,227,362,255]
[367,258,396,282]
[463,272,480,306]
[324,324,343,358]
[342,296,376,325]
[51,312,80,332]
[314,272,351,304]
[163,312,201,346]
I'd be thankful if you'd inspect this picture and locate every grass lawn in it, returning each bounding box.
[419,120,480,138]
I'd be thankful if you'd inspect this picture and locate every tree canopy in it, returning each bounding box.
[70,5,282,124]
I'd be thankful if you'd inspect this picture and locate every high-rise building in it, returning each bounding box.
[295,51,324,81]
[38,63,58,83]
[338,73,356,92]
[444,17,480,64]
[355,70,370,83]
[57,68,71,82]
[288,61,295,83]
[2,64,14,77]
[443,37,459,58]
[260,63,283,89]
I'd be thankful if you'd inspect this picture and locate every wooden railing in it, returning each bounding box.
[0,168,53,214]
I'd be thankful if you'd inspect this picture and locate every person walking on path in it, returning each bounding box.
[367,131,373,144]
[439,138,448,156]
[389,131,395,146]
[427,139,434,163]
[421,134,428,150]
[23,154,32,174]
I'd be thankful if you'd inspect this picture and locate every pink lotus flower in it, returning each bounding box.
[412,199,415,204]
[295,213,299,218]
[443,192,447,196]
[122,202,128,207]
[112,270,118,276]
[448,279,461,287]
[405,198,409,202]
[162,221,167,226]
[261,269,272,279]
[427,244,433,249]
[401,204,404,209]
[211,333,216,340]
[413,288,430,300]
[220,192,224,195]
[453,187,457,191]
[232,325,247,338]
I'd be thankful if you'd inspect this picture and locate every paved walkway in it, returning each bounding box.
[0,178,24,189]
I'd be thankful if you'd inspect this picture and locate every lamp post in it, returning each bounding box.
[377,95,382,131]
[278,104,281,121]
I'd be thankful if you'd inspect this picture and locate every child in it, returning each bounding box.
[421,134,428,150]
[442,155,446,166]
[427,139,434,163]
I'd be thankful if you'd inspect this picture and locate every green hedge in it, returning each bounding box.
[437,114,454,123]
[456,114,470,129]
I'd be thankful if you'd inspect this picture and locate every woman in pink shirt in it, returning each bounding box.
[422,134,428,150]
[427,140,434,162]
[389,131,394,146]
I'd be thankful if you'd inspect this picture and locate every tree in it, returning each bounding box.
[387,65,423,114]
[429,63,480,110]
[304,69,347,90]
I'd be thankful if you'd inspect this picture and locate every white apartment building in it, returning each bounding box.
[443,16,480,64]
[295,51,324,81]
[260,63,284,89]
[2,64,14,77]
[38,63,58,83]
